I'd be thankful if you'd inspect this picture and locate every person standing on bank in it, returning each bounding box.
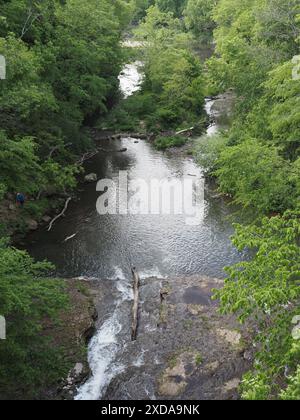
[16,192,25,208]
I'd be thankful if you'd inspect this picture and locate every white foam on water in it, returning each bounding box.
[116,279,134,301]
[139,268,166,279]
[133,349,147,367]
[144,323,157,333]
[118,61,144,98]
[205,98,219,137]
[75,269,133,401]
[154,355,161,365]
[75,309,124,400]
[144,385,157,401]
[109,266,126,281]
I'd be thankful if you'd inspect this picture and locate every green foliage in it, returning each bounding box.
[133,0,155,22]
[207,0,300,103]
[203,0,300,215]
[195,353,203,366]
[40,160,81,195]
[23,198,50,219]
[0,131,42,195]
[0,0,134,399]
[122,5,206,131]
[215,139,298,213]
[214,211,300,400]
[0,0,129,201]
[156,0,187,17]
[0,0,298,401]
[154,135,187,150]
[184,0,218,41]
[102,91,157,132]
[240,372,272,400]
[281,365,300,400]
[194,133,227,174]
[0,240,69,398]
[204,4,300,399]
[263,62,300,160]
[0,183,6,200]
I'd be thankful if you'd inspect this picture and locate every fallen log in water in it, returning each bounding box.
[63,232,78,243]
[76,150,99,165]
[131,267,140,341]
[48,197,71,232]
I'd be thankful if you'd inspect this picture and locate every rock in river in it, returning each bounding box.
[27,219,38,231]
[84,173,97,183]
[42,215,52,223]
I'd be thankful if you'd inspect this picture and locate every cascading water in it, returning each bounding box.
[75,269,132,400]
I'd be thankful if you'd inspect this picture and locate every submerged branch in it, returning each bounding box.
[47,197,72,232]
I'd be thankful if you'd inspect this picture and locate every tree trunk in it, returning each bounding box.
[131,267,140,341]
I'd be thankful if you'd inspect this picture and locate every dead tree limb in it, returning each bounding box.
[47,143,72,160]
[47,197,71,232]
[131,267,140,341]
[20,8,42,40]
[76,150,99,165]
[63,232,78,243]
[175,127,194,135]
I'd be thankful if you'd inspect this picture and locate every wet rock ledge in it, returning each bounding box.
[104,275,253,401]
[43,279,102,400]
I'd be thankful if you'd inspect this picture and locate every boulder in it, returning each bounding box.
[27,219,38,231]
[42,215,52,223]
[118,148,127,153]
[84,173,97,183]
[8,203,16,211]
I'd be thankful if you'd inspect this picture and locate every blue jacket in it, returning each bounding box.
[16,194,25,203]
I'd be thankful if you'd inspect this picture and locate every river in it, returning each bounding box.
[25,61,246,400]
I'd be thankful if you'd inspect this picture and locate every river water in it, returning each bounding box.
[25,61,246,400]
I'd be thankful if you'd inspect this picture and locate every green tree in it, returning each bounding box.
[156,0,187,17]
[0,131,42,195]
[202,0,300,400]
[132,5,205,131]
[214,211,300,400]
[0,239,69,398]
[184,0,218,41]
[215,139,297,213]
[133,0,155,22]
[0,0,130,202]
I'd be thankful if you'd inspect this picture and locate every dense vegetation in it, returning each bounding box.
[0,0,132,207]
[193,0,300,400]
[0,238,69,399]
[0,0,132,399]
[0,0,299,400]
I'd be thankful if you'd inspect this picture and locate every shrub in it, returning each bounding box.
[214,211,300,400]
[194,133,227,174]
[154,135,187,150]
[0,240,69,398]
[215,139,296,213]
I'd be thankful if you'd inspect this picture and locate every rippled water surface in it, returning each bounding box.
[26,135,245,279]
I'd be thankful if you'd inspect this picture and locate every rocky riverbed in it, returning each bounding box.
[76,275,253,400]
[41,279,101,400]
